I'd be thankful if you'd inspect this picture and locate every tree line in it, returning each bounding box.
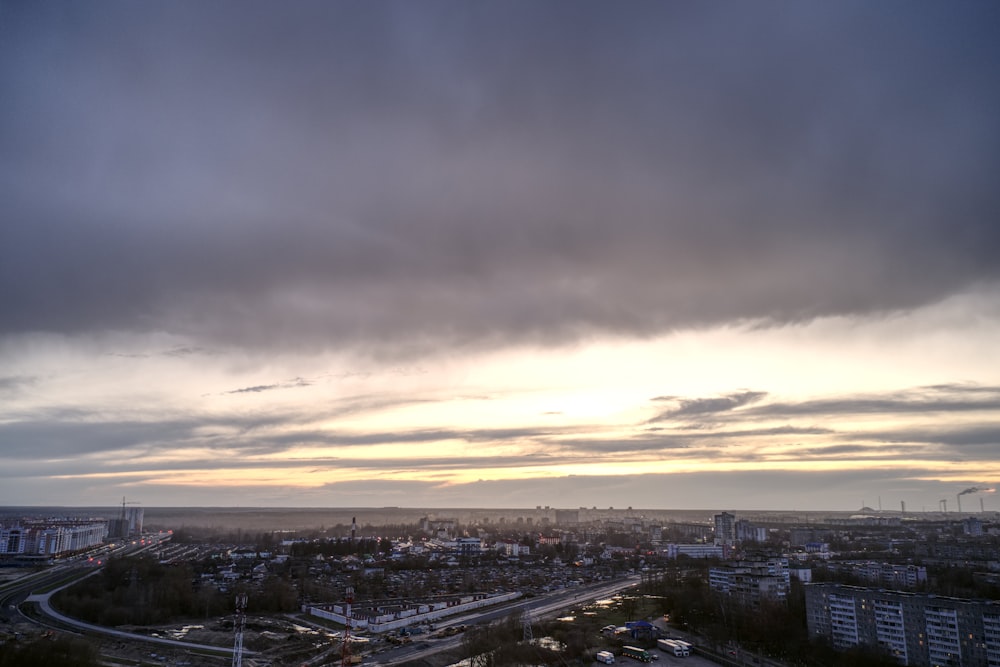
[53,555,298,626]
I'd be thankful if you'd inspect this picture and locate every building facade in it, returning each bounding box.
[805,583,1000,667]
[714,512,736,547]
[709,558,790,607]
[735,519,768,543]
[0,520,107,557]
[662,543,728,559]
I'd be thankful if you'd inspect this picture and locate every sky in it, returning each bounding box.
[2,1,1000,512]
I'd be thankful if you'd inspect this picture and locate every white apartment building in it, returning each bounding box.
[873,599,908,664]
[806,583,1000,667]
[828,593,860,648]
[1,521,107,556]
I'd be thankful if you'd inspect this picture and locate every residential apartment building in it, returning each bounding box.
[714,512,736,547]
[709,558,790,606]
[454,537,482,555]
[858,562,928,589]
[964,518,984,537]
[662,543,728,559]
[0,520,107,557]
[0,526,26,554]
[735,519,768,543]
[495,541,530,557]
[821,561,928,590]
[805,583,1000,666]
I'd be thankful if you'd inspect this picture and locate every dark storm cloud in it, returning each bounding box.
[849,425,1000,456]
[224,377,311,395]
[786,443,918,459]
[0,450,580,480]
[744,385,1000,420]
[647,390,767,423]
[685,425,834,439]
[2,1,1000,352]
[0,398,587,465]
[107,346,213,360]
[642,385,1000,430]
[0,415,209,460]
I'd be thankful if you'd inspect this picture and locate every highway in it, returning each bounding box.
[1,563,93,627]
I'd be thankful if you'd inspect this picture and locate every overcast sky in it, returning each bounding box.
[2,1,999,512]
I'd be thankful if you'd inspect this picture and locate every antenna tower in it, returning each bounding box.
[522,608,533,642]
[232,593,247,667]
[341,586,355,667]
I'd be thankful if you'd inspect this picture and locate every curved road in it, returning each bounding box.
[1,541,248,659]
[23,567,246,657]
[8,555,638,666]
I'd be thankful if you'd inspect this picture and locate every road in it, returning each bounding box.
[371,575,642,666]
[27,576,241,656]
[6,549,641,667]
[2,535,243,658]
[0,563,90,626]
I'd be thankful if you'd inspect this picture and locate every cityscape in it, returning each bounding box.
[2,502,1000,666]
[3,2,1000,666]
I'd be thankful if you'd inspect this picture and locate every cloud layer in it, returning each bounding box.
[2,3,1000,510]
[2,2,999,354]
[2,378,998,507]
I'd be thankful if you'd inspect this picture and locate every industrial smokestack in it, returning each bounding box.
[351,516,357,543]
[957,487,996,514]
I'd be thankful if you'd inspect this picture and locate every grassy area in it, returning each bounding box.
[553,592,664,629]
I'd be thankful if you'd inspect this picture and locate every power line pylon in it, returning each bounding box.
[232,593,247,667]
[341,586,355,667]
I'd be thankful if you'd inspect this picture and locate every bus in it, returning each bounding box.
[622,646,653,662]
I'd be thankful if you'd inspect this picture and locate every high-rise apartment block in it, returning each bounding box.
[0,520,107,556]
[109,506,144,539]
[735,518,768,543]
[714,511,736,547]
[805,583,1000,667]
